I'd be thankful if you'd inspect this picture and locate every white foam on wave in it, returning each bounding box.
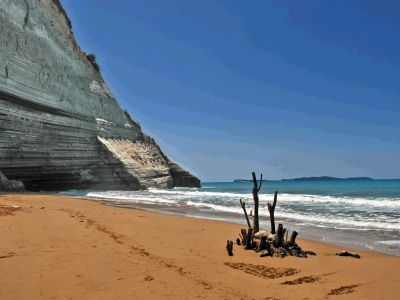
[84,189,400,231]
[376,240,400,245]
[148,188,400,208]
[278,194,400,208]
[86,191,176,205]
[186,201,242,214]
[185,200,400,231]
[273,211,400,231]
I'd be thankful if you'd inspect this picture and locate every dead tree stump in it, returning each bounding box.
[226,240,234,256]
[282,228,287,243]
[289,231,298,245]
[240,228,247,246]
[260,240,273,257]
[268,191,278,234]
[251,172,263,233]
[245,227,253,250]
[259,236,267,251]
[274,223,285,247]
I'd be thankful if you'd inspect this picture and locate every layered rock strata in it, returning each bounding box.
[0,0,200,191]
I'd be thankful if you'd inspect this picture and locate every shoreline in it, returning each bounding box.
[1,193,400,299]
[81,194,400,256]
[96,199,399,258]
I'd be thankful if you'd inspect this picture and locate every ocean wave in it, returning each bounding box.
[185,200,400,231]
[84,189,400,232]
[186,201,242,214]
[273,211,400,231]
[86,192,176,205]
[376,240,400,245]
[147,189,400,208]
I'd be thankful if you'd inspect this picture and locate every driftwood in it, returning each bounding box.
[235,172,316,259]
[254,230,270,239]
[236,238,241,246]
[336,251,361,259]
[239,199,251,228]
[268,191,278,234]
[251,172,263,233]
[238,224,314,258]
[226,240,234,256]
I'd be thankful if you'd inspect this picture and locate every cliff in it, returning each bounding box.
[0,0,200,191]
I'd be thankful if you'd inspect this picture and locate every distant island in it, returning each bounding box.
[233,176,373,182]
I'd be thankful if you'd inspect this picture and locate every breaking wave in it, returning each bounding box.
[85,187,400,232]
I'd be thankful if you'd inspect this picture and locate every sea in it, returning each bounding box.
[62,179,400,256]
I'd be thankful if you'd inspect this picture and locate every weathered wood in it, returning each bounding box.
[240,229,247,246]
[259,236,267,251]
[245,227,253,250]
[226,240,234,256]
[236,238,241,246]
[251,172,263,233]
[267,191,278,234]
[260,241,273,257]
[274,223,285,247]
[282,228,287,243]
[239,199,251,228]
[336,251,361,259]
[289,231,298,245]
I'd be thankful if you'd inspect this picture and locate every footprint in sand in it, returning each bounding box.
[0,252,16,259]
[328,284,360,296]
[281,275,320,285]
[224,262,299,279]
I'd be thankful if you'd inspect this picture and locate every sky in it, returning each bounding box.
[60,0,400,181]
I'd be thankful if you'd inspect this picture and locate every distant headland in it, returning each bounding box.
[233,176,373,183]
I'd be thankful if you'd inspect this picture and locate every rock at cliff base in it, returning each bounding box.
[0,172,25,192]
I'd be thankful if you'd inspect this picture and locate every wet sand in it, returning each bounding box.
[1,194,399,299]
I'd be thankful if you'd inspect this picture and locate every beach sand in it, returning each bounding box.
[1,194,399,299]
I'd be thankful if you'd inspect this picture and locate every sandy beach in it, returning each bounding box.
[1,194,399,299]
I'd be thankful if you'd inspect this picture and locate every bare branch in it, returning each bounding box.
[239,199,251,228]
[257,173,263,192]
[273,191,278,209]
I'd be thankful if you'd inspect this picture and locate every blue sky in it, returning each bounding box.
[61,0,400,181]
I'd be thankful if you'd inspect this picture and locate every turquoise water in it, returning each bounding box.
[204,179,400,199]
[66,179,400,255]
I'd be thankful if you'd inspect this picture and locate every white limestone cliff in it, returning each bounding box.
[0,0,200,191]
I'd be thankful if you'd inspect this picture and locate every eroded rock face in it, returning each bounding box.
[170,163,201,188]
[0,0,200,191]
